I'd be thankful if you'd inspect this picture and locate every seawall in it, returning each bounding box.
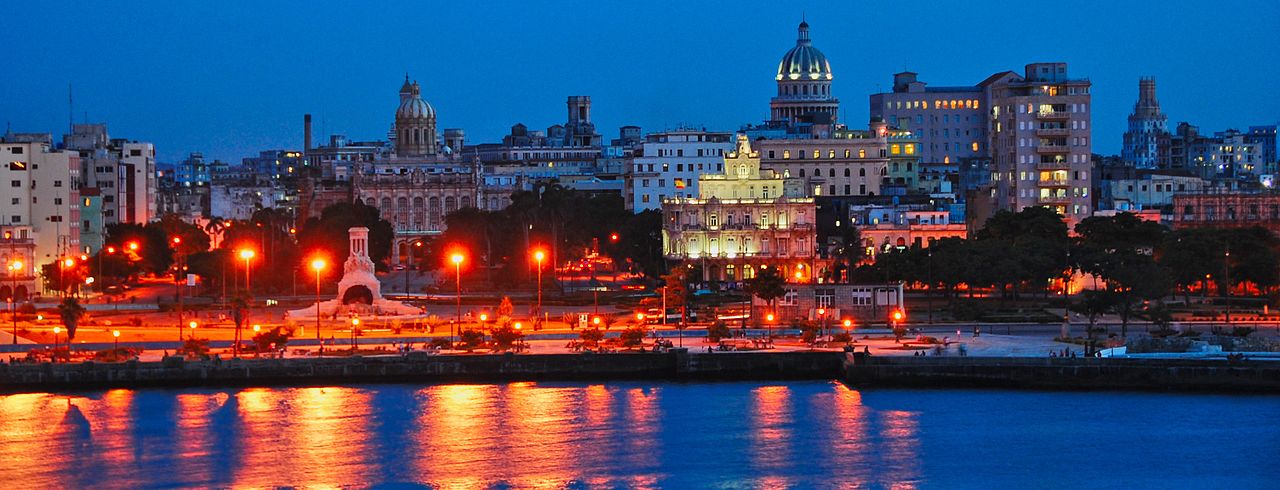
[0,351,846,393]
[843,354,1280,392]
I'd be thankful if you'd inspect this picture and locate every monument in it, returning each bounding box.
[286,227,422,320]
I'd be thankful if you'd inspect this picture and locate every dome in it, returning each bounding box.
[776,21,832,81]
[396,78,435,120]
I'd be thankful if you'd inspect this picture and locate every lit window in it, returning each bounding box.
[783,150,790,159]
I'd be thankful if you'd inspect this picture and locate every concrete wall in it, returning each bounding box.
[844,355,1280,392]
[0,351,845,393]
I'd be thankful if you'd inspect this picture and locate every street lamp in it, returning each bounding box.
[52,326,61,355]
[766,312,776,343]
[8,260,21,344]
[451,252,465,341]
[112,329,120,351]
[350,316,360,351]
[238,249,256,292]
[532,249,546,319]
[187,320,197,343]
[310,258,326,352]
[172,236,185,341]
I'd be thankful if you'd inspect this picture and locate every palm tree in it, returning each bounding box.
[58,297,86,342]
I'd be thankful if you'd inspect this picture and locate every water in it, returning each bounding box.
[1,381,1277,488]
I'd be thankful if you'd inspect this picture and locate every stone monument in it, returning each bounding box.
[286,227,422,320]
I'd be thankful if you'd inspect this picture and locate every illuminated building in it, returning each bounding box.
[626,129,734,211]
[662,135,816,283]
[1122,78,1168,169]
[769,20,839,128]
[869,71,987,165]
[0,132,81,293]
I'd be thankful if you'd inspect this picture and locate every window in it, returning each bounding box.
[783,150,790,159]
[9,180,18,188]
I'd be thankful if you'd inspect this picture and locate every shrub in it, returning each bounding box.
[707,321,731,342]
[579,328,604,348]
[491,324,523,350]
[252,326,291,353]
[459,329,485,350]
[429,337,453,350]
[1230,326,1257,337]
[620,326,647,348]
[831,332,852,343]
[178,338,210,359]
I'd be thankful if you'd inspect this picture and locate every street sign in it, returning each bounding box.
[578,313,588,329]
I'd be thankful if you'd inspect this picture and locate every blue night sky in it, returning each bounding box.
[3,0,1277,163]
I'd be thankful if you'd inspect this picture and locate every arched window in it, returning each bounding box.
[844,168,850,177]
[380,197,393,218]
[428,196,442,230]
[828,168,835,177]
[413,197,425,229]
[859,168,866,177]
[799,169,806,177]
[445,196,457,214]
[461,196,471,209]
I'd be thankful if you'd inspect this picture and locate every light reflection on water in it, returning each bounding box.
[0,381,1277,488]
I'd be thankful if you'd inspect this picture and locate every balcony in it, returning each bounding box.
[1036,160,1070,170]
[1036,143,1070,154]
[1038,177,1069,187]
[1038,194,1073,204]
[1035,127,1070,137]
[1036,110,1070,120]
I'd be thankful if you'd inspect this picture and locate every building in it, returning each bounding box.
[751,283,904,323]
[855,208,967,259]
[1160,123,1275,182]
[755,122,893,198]
[61,123,157,234]
[1171,192,1280,236]
[1104,172,1207,212]
[243,150,307,179]
[869,71,987,164]
[470,97,605,188]
[1121,78,1169,169]
[1,132,82,295]
[626,129,733,211]
[662,135,816,283]
[307,135,390,182]
[78,188,104,253]
[988,63,1093,228]
[769,21,839,131]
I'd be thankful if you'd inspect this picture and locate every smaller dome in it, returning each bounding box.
[396,80,435,120]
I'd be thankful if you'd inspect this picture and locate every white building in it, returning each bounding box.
[1,134,82,297]
[626,129,734,211]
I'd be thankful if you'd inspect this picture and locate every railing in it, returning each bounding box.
[1038,195,1073,204]
[1038,178,1069,186]
[1036,160,1071,170]
[1036,110,1070,119]
[1035,127,1070,136]
[1036,143,1070,153]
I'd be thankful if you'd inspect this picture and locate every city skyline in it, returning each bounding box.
[2,0,1278,163]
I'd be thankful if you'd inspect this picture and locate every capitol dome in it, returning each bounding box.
[396,77,435,120]
[776,21,832,81]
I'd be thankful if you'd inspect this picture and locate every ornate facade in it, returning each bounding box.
[662,135,817,283]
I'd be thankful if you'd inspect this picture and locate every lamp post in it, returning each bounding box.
[172,236,184,341]
[451,252,465,334]
[533,249,545,319]
[8,260,21,344]
[52,326,60,355]
[350,316,359,351]
[239,249,256,292]
[1224,248,1231,326]
[188,320,197,343]
[311,258,326,353]
[766,312,775,343]
[112,329,120,351]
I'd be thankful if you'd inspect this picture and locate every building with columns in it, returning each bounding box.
[662,134,816,284]
[770,20,838,129]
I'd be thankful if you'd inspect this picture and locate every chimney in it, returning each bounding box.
[304,114,313,152]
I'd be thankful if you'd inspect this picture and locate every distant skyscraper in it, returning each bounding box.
[1122,78,1168,169]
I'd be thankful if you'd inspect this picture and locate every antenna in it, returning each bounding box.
[68,83,74,134]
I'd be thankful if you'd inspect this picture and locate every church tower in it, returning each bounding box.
[394,76,438,157]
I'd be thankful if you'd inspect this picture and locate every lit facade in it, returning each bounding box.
[662,135,816,283]
[869,71,987,164]
[627,130,733,211]
[1,134,81,294]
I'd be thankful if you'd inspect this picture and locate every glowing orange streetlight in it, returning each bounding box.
[350,316,360,350]
[636,312,645,322]
[62,258,75,268]
[310,258,327,348]
[238,248,256,291]
[531,248,546,317]
[843,318,853,329]
[7,260,21,344]
[127,241,138,251]
[112,329,120,351]
[450,252,465,329]
[766,312,776,342]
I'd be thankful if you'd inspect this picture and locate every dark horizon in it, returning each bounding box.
[2,0,1277,163]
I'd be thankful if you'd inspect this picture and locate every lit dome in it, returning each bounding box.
[776,21,832,81]
[396,78,435,120]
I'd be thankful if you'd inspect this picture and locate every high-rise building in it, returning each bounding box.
[1121,78,1169,169]
[61,123,156,234]
[1,132,81,296]
[869,72,988,164]
[987,63,1093,228]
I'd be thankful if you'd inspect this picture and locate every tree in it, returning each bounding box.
[231,291,250,355]
[251,326,290,355]
[490,323,523,351]
[744,267,787,323]
[976,207,1070,298]
[459,329,485,351]
[707,321,731,343]
[1072,290,1117,353]
[57,297,86,341]
[579,327,604,348]
[297,201,394,270]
